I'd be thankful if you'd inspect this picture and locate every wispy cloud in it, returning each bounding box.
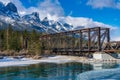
[87,0,120,9]
[0,0,64,20]
[0,0,11,4]
[38,0,64,19]
[113,37,120,41]
[59,16,117,30]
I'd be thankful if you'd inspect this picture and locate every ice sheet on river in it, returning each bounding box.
[76,68,120,80]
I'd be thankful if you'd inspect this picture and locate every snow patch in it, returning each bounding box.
[0,56,81,67]
[76,68,120,80]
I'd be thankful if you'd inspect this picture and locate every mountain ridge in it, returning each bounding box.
[0,2,76,33]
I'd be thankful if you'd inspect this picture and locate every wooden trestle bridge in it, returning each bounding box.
[41,27,120,55]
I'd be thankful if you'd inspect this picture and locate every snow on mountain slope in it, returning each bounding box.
[41,17,73,32]
[0,2,74,33]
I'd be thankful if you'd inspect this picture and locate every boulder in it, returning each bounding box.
[33,55,42,59]
[13,56,24,59]
[0,56,3,59]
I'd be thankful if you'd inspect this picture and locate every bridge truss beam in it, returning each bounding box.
[41,27,117,54]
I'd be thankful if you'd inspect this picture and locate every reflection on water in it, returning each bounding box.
[77,63,120,80]
[93,63,118,70]
[0,62,118,80]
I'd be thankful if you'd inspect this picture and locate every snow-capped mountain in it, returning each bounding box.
[0,2,74,33]
[41,17,73,32]
[0,2,20,20]
[22,12,40,23]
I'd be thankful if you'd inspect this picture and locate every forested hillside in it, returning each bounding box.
[0,25,42,56]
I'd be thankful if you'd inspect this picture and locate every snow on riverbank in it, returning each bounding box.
[0,56,86,67]
[0,55,118,67]
[0,57,39,67]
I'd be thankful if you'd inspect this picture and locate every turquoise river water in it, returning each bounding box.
[0,62,119,80]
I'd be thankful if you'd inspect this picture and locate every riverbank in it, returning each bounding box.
[0,55,119,67]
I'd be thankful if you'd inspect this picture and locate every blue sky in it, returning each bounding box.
[0,0,120,40]
[19,0,120,27]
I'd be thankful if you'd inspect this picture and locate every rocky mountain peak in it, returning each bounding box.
[31,12,39,18]
[22,12,40,23]
[43,17,49,21]
[6,2,17,13]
